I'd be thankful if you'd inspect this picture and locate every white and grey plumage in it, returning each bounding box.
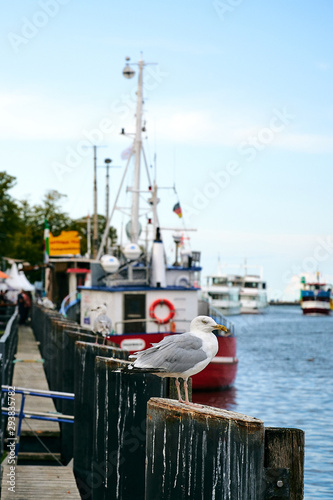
[91,303,112,344]
[128,315,228,404]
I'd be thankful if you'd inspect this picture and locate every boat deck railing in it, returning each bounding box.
[114,314,234,336]
[207,304,235,336]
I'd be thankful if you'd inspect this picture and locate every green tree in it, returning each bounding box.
[0,172,21,258]
[1,171,118,264]
[11,199,42,264]
[32,190,72,236]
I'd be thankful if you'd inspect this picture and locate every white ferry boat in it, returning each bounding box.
[203,274,241,316]
[239,274,268,314]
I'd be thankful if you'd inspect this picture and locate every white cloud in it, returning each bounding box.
[153,106,252,146]
[274,133,333,153]
[193,229,318,254]
[152,104,333,153]
[2,90,332,155]
[0,92,102,141]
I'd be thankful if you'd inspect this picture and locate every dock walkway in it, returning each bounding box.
[1,325,80,498]
[11,324,60,435]
[1,464,80,499]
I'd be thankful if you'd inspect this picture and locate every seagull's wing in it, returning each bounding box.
[130,333,207,374]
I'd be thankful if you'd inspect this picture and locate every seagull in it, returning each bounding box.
[92,303,112,344]
[127,315,228,404]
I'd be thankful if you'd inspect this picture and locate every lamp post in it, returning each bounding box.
[93,145,98,258]
[105,159,112,222]
[104,158,112,253]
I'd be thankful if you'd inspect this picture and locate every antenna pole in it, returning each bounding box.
[87,214,91,258]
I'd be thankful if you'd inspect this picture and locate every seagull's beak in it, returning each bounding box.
[214,324,228,333]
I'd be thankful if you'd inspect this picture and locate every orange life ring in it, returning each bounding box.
[149,298,175,324]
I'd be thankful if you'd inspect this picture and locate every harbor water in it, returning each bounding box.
[193,306,333,499]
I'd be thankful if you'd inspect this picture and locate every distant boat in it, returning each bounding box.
[239,274,268,314]
[300,275,332,316]
[203,265,268,315]
[202,274,241,316]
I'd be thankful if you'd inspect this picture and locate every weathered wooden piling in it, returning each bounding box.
[73,342,129,500]
[146,398,265,500]
[92,357,169,500]
[31,305,97,463]
[264,427,304,500]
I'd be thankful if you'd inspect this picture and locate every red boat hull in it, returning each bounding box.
[302,308,330,315]
[106,332,237,390]
[192,336,238,390]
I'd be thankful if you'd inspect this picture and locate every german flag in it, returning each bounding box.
[173,202,182,218]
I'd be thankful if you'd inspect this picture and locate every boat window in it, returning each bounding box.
[212,278,227,285]
[209,293,229,300]
[244,282,259,289]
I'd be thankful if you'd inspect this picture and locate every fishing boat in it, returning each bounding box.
[73,57,238,390]
[300,275,332,316]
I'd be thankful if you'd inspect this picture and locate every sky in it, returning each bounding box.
[1,0,333,300]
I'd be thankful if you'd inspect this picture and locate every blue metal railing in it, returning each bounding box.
[59,292,81,317]
[1,385,74,458]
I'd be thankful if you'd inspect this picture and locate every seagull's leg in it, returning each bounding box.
[184,378,205,407]
[95,335,98,345]
[184,378,190,404]
[175,378,184,402]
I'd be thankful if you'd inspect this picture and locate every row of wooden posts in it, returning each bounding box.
[31,304,304,500]
[0,306,18,457]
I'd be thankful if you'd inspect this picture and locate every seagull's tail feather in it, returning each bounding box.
[122,364,166,374]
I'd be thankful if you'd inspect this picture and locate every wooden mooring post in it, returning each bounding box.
[264,427,304,500]
[73,342,129,500]
[146,398,304,500]
[92,357,170,500]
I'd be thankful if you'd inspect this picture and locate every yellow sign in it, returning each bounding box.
[49,231,81,256]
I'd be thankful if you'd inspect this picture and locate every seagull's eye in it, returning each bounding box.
[202,319,208,324]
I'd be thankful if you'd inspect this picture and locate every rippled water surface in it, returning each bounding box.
[193,306,333,499]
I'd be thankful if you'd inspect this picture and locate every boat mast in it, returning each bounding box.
[96,56,154,259]
[130,57,144,244]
